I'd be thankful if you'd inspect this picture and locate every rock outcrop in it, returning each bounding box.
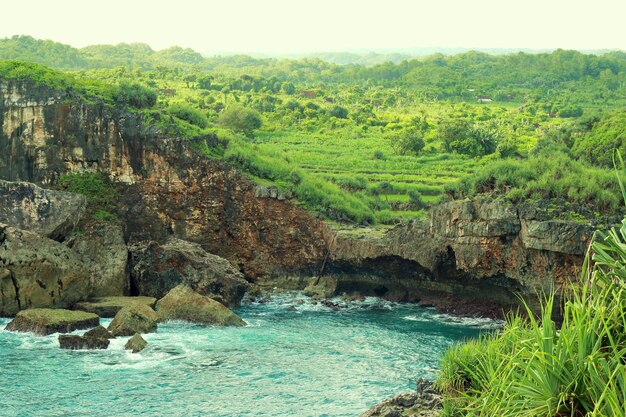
[75,296,156,318]
[326,198,592,316]
[360,380,442,417]
[107,303,158,337]
[0,179,86,241]
[0,224,90,316]
[125,333,147,353]
[5,308,99,335]
[129,239,248,306]
[0,78,600,317]
[68,222,128,296]
[155,284,246,326]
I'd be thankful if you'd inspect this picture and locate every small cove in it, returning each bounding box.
[0,294,498,417]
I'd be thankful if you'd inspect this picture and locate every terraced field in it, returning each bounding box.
[254,128,478,220]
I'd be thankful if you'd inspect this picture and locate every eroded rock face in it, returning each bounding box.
[69,222,128,296]
[327,198,593,316]
[129,239,249,306]
[0,180,86,241]
[0,80,330,283]
[155,284,246,326]
[0,224,91,316]
[5,308,99,336]
[107,303,158,337]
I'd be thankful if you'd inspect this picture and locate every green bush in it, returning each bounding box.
[114,81,156,108]
[572,110,626,168]
[218,104,262,137]
[167,103,209,128]
[447,152,624,213]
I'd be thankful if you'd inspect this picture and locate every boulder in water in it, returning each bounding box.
[58,334,110,350]
[107,303,158,337]
[125,333,147,353]
[5,308,99,336]
[156,285,246,326]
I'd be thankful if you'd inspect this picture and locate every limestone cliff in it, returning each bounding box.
[326,198,591,315]
[0,80,329,282]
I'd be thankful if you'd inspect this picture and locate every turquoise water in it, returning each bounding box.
[0,294,497,417]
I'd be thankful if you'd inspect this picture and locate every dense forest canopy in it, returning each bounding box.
[1,35,625,225]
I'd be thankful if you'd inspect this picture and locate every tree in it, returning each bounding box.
[387,128,425,155]
[197,75,213,90]
[440,120,498,157]
[329,105,349,119]
[218,105,262,137]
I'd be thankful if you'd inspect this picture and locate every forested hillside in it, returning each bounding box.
[2,35,625,225]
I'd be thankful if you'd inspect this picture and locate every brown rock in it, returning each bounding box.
[0,180,86,241]
[69,222,128,296]
[59,334,110,350]
[83,325,115,339]
[129,239,248,306]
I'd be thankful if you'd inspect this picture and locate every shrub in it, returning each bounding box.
[167,103,208,128]
[218,105,262,137]
[114,81,156,108]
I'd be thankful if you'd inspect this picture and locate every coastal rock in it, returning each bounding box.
[0,224,91,316]
[124,333,147,353]
[107,303,158,337]
[129,239,248,306]
[155,284,246,326]
[58,334,110,350]
[75,296,157,318]
[69,222,128,296]
[5,308,99,336]
[327,198,592,316]
[0,180,86,241]
[303,276,338,299]
[360,379,441,417]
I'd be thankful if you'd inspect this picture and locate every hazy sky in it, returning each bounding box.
[2,0,625,54]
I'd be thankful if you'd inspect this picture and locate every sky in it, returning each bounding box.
[1,0,625,54]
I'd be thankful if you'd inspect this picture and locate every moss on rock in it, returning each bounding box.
[124,333,147,353]
[156,284,246,326]
[107,303,158,337]
[5,308,99,336]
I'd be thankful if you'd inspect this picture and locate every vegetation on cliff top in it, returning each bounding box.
[1,35,626,225]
